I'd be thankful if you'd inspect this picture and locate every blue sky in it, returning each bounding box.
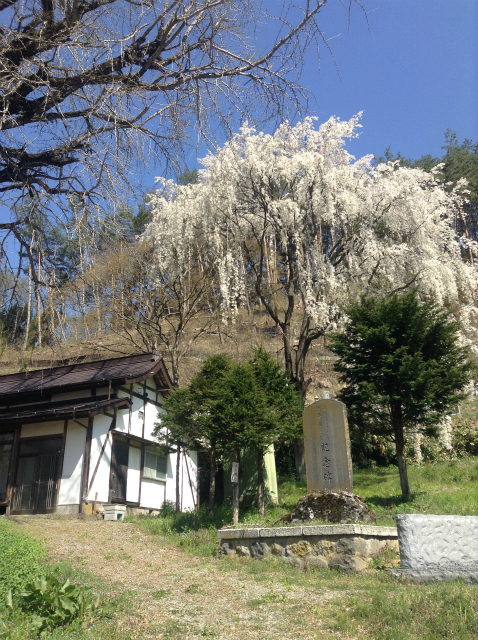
[297,0,478,161]
[177,0,477,176]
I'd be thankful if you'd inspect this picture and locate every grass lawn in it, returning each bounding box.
[129,457,478,534]
[354,457,478,525]
[5,459,477,639]
[127,457,478,639]
[0,519,131,640]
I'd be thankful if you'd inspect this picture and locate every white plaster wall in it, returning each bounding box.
[87,414,113,502]
[165,451,177,505]
[165,449,197,511]
[116,385,143,435]
[144,390,162,441]
[130,386,144,438]
[51,390,91,402]
[21,421,64,438]
[126,446,141,503]
[57,422,85,505]
[116,382,163,439]
[140,478,166,509]
[113,408,128,434]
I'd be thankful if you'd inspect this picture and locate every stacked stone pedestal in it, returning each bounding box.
[218,524,398,572]
[283,491,376,524]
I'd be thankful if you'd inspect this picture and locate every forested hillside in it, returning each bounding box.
[1,127,477,399]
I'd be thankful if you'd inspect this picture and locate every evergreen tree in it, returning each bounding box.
[157,350,302,520]
[329,291,475,500]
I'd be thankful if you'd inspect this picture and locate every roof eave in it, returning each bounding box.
[0,397,132,426]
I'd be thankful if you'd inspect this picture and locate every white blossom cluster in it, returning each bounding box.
[145,114,478,342]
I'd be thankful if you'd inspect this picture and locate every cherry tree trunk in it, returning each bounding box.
[393,413,410,500]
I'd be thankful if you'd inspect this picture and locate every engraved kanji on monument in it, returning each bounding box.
[302,399,353,493]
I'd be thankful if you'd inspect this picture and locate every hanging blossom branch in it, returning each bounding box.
[145,114,478,397]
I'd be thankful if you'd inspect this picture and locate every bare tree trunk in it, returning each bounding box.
[94,281,102,336]
[36,250,42,348]
[393,409,410,500]
[176,444,181,513]
[120,243,125,330]
[218,319,225,345]
[257,450,265,516]
[232,448,240,526]
[22,264,32,352]
[48,245,57,344]
[73,296,78,341]
[22,234,35,352]
[77,223,89,337]
[209,449,216,516]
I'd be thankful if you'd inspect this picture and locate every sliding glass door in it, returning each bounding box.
[11,437,63,514]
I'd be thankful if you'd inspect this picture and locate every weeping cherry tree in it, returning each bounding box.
[145,115,478,400]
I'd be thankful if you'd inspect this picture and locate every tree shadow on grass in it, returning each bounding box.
[365,493,422,509]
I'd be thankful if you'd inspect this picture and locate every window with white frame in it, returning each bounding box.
[143,450,167,481]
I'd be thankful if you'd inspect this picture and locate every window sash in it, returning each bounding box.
[144,451,167,481]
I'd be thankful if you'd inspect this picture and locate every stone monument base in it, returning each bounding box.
[391,569,478,583]
[218,524,397,572]
[282,491,376,524]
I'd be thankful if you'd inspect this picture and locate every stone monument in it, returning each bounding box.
[302,398,353,493]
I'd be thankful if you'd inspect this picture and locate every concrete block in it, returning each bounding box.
[303,524,358,536]
[259,526,302,537]
[391,569,478,583]
[217,528,244,539]
[103,504,126,521]
[396,514,478,571]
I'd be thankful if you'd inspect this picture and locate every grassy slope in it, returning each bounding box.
[278,457,478,527]
[0,520,131,640]
[128,457,478,537]
[127,459,478,640]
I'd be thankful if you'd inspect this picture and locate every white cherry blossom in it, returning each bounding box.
[145,115,478,394]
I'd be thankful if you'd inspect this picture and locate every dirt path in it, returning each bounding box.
[19,518,344,640]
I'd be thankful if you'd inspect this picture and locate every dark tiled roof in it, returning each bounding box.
[0,353,172,400]
[0,396,132,425]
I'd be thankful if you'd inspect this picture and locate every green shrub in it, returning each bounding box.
[350,431,397,468]
[417,434,452,463]
[0,521,46,598]
[7,574,104,634]
[453,420,478,456]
